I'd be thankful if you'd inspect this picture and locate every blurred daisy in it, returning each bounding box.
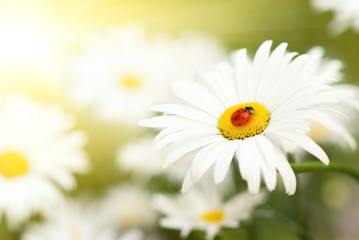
[22,198,117,240]
[0,93,89,228]
[116,136,187,182]
[303,47,359,149]
[70,25,226,123]
[152,184,266,240]
[162,32,227,79]
[140,40,352,195]
[116,136,164,177]
[312,0,359,34]
[101,185,157,230]
[304,47,343,82]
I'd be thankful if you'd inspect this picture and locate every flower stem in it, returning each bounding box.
[291,162,359,182]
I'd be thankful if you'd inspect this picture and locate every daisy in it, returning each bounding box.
[101,185,157,230]
[139,40,351,195]
[116,136,188,182]
[311,0,359,34]
[22,198,117,240]
[0,93,89,228]
[152,183,266,240]
[116,136,164,177]
[70,25,226,123]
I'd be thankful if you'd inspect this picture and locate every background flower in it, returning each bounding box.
[312,0,359,34]
[152,182,266,240]
[70,25,226,124]
[0,93,89,228]
[22,198,117,240]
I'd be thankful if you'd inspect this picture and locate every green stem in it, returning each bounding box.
[291,162,359,182]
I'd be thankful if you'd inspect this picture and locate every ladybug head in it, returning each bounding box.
[245,106,254,115]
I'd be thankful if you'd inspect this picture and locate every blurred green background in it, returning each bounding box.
[0,0,358,239]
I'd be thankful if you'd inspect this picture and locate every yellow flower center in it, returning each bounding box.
[201,210,225,223]
[218,102,270,140]
[0,151,29,178]
[119,75,142,89]
[308,121,330,140]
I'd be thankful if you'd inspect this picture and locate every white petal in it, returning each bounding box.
[236,140,251,181]
[155,128,219,149]
[191,140,226,182]
[276,131,329,165]
[237,138,261,193]
[251,40,272,100]
[213,140,239,184]
[253,136,281,191]
[150,104,218,125]
[182,168,195,193]
[138,116,179,128]
[216,63,239,105]
[235,49,251,103]
[163,135,224,168]
[172,81,224,117]
[254,135,277,170]
[275,148,297,195]
[258,159,277,191]
[224,191,266,219]
[313,117,356,150]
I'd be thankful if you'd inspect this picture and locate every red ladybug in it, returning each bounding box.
[231,106,254,126]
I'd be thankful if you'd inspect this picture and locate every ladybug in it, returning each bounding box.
[231,106,254,126]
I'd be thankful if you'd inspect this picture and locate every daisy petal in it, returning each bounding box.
[213,140,239,184]
[163,135,223,169]
[276,131,329,165]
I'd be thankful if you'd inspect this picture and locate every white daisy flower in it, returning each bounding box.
[303,47,359,149]
[312,0,359,34]
[139,40,352,195]
[152,183,266,240]
[161,32,227,79]
[116,136,188,182]
[70,25,226,123]
[0,93,89,228]
[116,137,164,177]
[22,198,117,240]
[101,185,157,229]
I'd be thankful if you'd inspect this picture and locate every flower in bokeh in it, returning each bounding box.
[312,0,359,34]
[70,25,226,123]
[0,93,89,228]
[152,183,266,240]
[139,40,354,195]
[22,198,116,240]
[116,136,164,177]
[101,185,157,230]
[116,136,187,182]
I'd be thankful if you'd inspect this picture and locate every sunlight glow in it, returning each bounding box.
[0,11,61,72]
